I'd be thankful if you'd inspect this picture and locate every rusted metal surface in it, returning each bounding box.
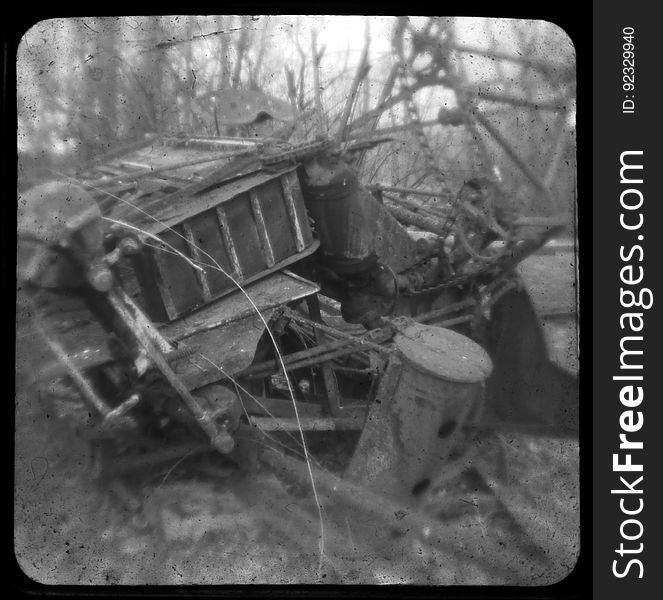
[299,163,423,274]
[393,321,492,383]
[345,325,492,503]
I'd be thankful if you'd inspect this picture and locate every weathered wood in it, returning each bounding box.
[307,295,342,416]
[248,189,276,267]
[369,183,452,200]
[85,148,254,187]
[384,202,449,237]
[249,414,365,432]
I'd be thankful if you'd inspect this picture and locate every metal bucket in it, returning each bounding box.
[346,322,493,503]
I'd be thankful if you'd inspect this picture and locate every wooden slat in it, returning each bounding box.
[150,240,180,321]
[248,189,276,267]
[249,415,364,432]
[181,222,213,301]
[215,206,243,280]
[280,173,307,251]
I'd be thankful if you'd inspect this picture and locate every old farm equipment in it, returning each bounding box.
[16,18,577,577]
[16,130,577,578]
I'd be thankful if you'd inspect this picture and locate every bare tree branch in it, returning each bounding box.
[336,22,371,141]
[311,30,326,135]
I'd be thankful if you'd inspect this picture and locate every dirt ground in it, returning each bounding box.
[14,250,580,587]
[14,399,579,585]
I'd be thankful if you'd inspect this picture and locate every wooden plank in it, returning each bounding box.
[161,271,320,342]
[307,295,342,416]
[249,415,364,432]
[149,238,180,321]
[181,221,213,302]
[249,189,276,267]
[280,172,307,251]
[215,205,244,280]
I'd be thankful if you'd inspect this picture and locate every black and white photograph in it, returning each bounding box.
[15,15,579,586]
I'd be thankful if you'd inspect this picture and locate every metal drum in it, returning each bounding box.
[346,321,493,503]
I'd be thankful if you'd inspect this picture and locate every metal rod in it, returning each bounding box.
[237,338,355,378]
[164,135,265,147]
[282,308,394,355]
[413,298,477,324]
[243,343,373,381]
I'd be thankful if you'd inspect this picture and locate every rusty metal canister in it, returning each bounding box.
[300,167,374,271]
[345,322,492,502]
[300,166,422,274]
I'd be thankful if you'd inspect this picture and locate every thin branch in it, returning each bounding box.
[336,23,371,141]
[311,30,326,135]
[451,42,575,82]
[347,73,450,132]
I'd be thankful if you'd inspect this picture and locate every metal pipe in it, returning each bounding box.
[413,298,477,324]
[237,338,356,378]
[282,308,394,355]
[242,343,373,380]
